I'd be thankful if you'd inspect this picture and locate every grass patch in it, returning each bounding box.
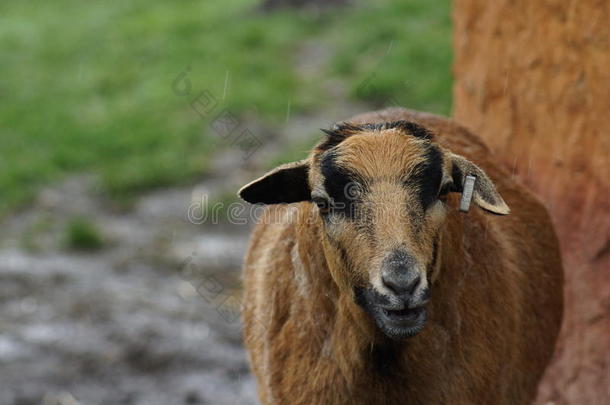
[63,218,105,251]
[1,0,451,215]
[326,0,452,113]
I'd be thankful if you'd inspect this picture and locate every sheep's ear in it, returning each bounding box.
[238,160,311,204]
[450,153,510,215]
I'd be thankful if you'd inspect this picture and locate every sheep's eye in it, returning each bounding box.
[312,196,331,214]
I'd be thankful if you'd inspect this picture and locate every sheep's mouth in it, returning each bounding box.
[377,306,427,339]
[381,307,424,321]
[354,286,428,340]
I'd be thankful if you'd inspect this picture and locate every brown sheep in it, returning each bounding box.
[238,108,563,405]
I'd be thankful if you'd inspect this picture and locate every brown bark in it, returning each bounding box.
[452,1,610,403]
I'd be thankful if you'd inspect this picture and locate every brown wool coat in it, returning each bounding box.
[241,108,563,405]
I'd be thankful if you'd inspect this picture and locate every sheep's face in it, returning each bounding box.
[239,121,509,340]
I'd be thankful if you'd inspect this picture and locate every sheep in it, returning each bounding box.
[238,108,563,405]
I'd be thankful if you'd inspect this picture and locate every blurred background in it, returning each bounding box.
[2,0,608,404]
[0,0,452,404]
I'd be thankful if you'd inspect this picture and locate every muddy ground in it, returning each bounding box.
[0,174,257,405]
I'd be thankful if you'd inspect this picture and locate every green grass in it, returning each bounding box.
[63,218,105,251]
[326,1,452,114]
[0,0,451,215]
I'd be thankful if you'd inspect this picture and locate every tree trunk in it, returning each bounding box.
[452,0,610,404]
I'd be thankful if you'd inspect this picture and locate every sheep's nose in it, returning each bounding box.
[380,250,421,296]
[381,270,421,296]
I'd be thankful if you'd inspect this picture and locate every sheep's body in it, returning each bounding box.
[242,108,563,405]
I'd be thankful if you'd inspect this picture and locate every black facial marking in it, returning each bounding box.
[317,120,433,152]
[354,286,393,314]
[408,145,443,209]
[320,151,363,218]
[386,120,433,140]
[317,124,361,151]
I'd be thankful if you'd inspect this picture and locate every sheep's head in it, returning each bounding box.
[239,121,509,340]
